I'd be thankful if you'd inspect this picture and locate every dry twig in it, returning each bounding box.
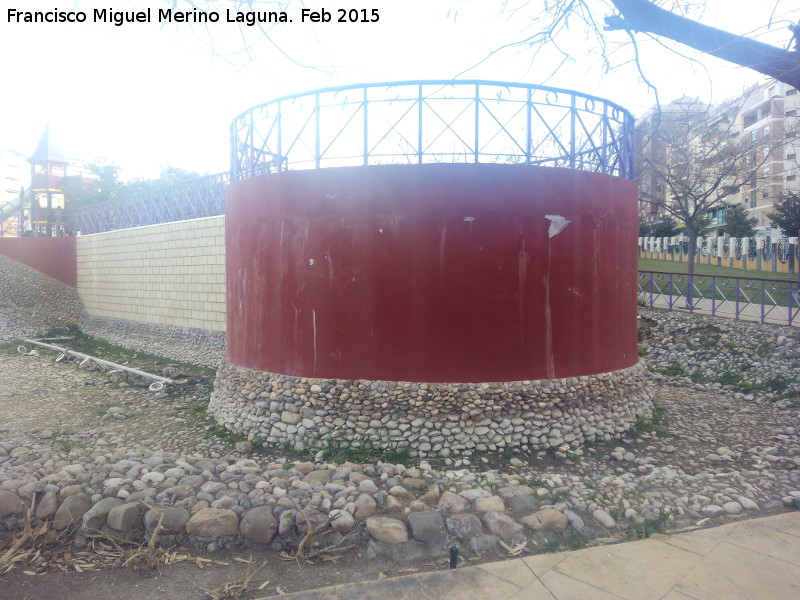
[194,559,270,600]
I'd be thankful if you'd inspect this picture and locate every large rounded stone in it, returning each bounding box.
[108,503,144,532]
[475,496,506,513]
[592,509,617,529]
[35,491,59,520]
[53,493,91,531]
[507,494,539,516]
[0,491,25,517]
[240,506,278,544]
[520,508,568,532]
[297,509,329,535]
[407,511,446,544]
[437,491,470,513]
[83,498,123,530]
[329,509,356,534]
[366,516,409,544]
[481,510,523,544]
[145,507,190,533]
[303,470,333,484]
[186,508,240,537]
[354,494,377,519]
[445,513,484,540]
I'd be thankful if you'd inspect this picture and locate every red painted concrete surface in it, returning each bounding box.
[0,237,77,287]
[226,164,638,383]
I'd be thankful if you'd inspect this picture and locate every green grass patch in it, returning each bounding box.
[626,511,672,540]
[280,434,411,465]
[523,477,548,488]
[654,362,686,378]
[533,526,587,555]
[52,437,88,453]
[716,372,759,393]
[633,403,669,438]
[205,424,248,443]
[765,376,790,395]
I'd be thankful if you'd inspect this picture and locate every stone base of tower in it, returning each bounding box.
[209,361,653,458]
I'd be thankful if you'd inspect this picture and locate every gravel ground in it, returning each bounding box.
[1,310,800,599]
[2,320,800,536]
[0,350,231,457]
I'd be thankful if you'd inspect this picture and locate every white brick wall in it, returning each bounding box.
[76,216,226,332]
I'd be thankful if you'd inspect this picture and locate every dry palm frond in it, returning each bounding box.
[277,499,359,562]
[194,559,269,600]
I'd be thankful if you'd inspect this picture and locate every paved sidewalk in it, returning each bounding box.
[281,512,800,599]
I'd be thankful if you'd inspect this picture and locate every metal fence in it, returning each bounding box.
[638,271,800,327]
[73,172,229,235]
[230,80,635,180]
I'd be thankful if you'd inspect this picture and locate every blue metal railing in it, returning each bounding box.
[638,270,800,327]
[231,80,635,180]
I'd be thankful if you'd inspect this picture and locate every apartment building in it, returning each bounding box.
[636,78,800,237]
[736,79,800,230]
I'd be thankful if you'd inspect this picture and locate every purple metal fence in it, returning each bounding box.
[638,271,800,327]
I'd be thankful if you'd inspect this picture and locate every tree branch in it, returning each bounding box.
[606,0,800,89]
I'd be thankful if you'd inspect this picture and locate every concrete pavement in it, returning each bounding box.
[281,512,800,599]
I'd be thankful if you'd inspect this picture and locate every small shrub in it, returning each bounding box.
[716,372,758,393]
[564,527,587,550]
[524,477,547,488]
[633,403,669,438]
[765,376,789,394]
[656,362,686,377]
[626,510,672,540]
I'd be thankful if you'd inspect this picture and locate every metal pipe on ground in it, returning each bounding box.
[20,338,178,386]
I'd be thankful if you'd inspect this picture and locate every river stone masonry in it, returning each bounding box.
[209,361,653,457]
[80,314,226,369]
[0,254,83,342]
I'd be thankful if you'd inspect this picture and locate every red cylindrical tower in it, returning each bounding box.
[226,163,638,383]
[212,81,650,457]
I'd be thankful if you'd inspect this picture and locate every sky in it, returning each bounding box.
[1,0,798,181]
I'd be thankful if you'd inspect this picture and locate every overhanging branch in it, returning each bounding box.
[606,0,800,89]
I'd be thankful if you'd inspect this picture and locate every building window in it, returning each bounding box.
[762,188,770,199]
[789,153,797,160]
[788,110,798,117]
[788,88,798,96]
[788,175,797,182]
